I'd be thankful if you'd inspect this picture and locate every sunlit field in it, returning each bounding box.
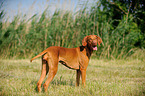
[0,58,144,96]
[0,0,145,95]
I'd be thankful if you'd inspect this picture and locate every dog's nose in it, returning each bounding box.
[92,40,97,45]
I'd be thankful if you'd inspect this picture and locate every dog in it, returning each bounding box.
[30,35,102,92]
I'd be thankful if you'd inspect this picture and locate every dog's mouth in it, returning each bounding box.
[92,46,97,51]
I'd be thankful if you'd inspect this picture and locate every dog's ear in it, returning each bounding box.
[96,35,102,46]
[82,36,88,46]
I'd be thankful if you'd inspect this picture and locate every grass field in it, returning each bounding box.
[0,58,145,96]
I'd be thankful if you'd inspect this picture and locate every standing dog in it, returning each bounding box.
[30,35,102,92]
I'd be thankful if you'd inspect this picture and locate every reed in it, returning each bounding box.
[0,1,142,59]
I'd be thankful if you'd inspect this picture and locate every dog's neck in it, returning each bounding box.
[80,46,93,59]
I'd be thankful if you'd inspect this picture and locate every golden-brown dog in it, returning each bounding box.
[30,35,102,92]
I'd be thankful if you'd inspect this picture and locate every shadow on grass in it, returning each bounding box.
[30,77,75,92]
[30,80,39,92]
[51,78,75,86]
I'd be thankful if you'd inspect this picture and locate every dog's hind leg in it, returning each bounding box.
[43,54,59,92]
[37,57,49,92]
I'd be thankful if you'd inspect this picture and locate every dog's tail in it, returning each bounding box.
[30,50,48,62]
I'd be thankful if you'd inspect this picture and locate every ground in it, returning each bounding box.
[0,58,145,96]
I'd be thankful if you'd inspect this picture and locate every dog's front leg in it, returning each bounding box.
[80,69,86,87]
[76,70,81,86]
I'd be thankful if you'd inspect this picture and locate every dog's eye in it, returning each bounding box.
[89,38,92,40]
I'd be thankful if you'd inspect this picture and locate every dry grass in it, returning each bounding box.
[0,58,145,96]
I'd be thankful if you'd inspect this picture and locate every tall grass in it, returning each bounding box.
[0,1,142,59]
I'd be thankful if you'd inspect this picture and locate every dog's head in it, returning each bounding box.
[82,35,102,51]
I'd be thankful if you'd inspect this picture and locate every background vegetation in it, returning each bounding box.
[0,0,145,59]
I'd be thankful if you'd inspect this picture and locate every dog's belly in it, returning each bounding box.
[59,57,79,70]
